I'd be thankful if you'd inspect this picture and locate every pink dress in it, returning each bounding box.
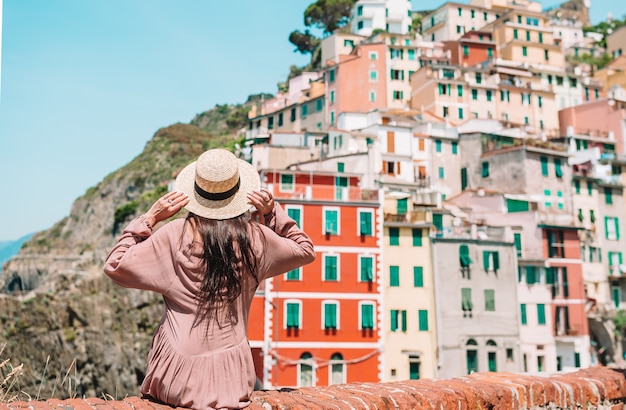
[103,204,315,409]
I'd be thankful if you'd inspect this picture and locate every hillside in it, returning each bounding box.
[0,234,33,273]
[0,101,259,399]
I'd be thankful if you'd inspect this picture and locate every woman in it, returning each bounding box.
[103,149,315,409]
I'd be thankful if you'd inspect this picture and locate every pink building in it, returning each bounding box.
[559,91,626,154]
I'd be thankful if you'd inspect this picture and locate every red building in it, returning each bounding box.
[443,30,496,67]
[248,169,383,388]
[541,224,590,369]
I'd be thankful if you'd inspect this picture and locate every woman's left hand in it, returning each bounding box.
[144,191,189,228]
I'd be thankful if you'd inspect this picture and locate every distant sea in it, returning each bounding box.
[0,233,34,272]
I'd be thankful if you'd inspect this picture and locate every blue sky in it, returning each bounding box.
[0,0,623,241]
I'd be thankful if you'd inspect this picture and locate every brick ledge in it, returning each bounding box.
[1,366,625,409]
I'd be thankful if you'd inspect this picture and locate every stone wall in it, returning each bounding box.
[2,366,626,409]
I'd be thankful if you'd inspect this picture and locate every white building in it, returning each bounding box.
[350,0,413,37]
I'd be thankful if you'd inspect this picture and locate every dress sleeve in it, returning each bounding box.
[103,216,177,294]
[256,202,316,280]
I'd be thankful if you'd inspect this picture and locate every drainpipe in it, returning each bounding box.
[431,239,444,378]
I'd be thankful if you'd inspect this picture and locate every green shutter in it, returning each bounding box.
[401,310,407,331]
[514,233,522,257]
[361,257,373,281]
[325,256,338,280]
[540,156,549,176]
[325,210,338,234]
[287,303,299,328]
[554,159,563,178]
[414,267,424,287]
[360,212,372,236]
[485,289,495,311]
[493,252,500,271]
[361,304,374,329]
[390,266,400,287]
[287,208,301,227]
[412,228,422,246]
[324,304,337,329]
[286,268,300,280]
[483,251,490,271]
[520,304,527,325]
[462,288,473,311]
[418,310,428,331]
[526,266,536,284]
[389,227,400,246]
[397,198,408,215]
[488,352,497,372]
[574,179,581,194]
[613,288,621,308]
[507,199,530,212]
[433,214,443,232]
[390,310,398,331]
[546,267,555,284]
[460,245,473,267]
[537,304,546,324]
[563,268,569,298]
[461,168,468,190]
[481,161,489,177]
[605,187,613,205]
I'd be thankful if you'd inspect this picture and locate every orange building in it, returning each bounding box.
[326,42,388,127]
[248,169,382,388]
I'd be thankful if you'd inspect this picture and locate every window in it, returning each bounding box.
[286,301,301,329]
[418,310,429,331]
[605,217,620,241]
[522,46,527,57]
[513,29,518,39]
[526,31,531,41]
[476,73,482,84]
[609,251,623,271]
[514,233,522,258]
[286,205,302,227]
[484,289,495,311]
[329,90,335,103]
[487,47,493,58]
[324,255,339,281]
[299,352,314,387]
[457,84,463,97]
[458,108,464,120]
[613,287,621,308]
[369,91,376,102]
[357,5,363,15]
[500,90,510,102]
[548,230,565,258]
[438,167,444,179]
[520,304,527,325]
[408,49,415,60]
[360,256,374,282]
[458,7,462,16]
[393,90,404,100]
[390,69,404,80]
[397,198,407,215]
[323,301,338,329]
[538,95,543,108]
[521,93,531,105]
[344,39,354,49]
[267,116,275,130]
[466,340,478,373]
[316,99,323,112]
[413,266,424,287]
[329,353,345,385]
[472,89,478,100]
[540,156,549,176]
[460,244,473,269]
[330,111,335,124]
[280,173,294,191]
[389,266,400,287]
[369,51,378,60]
[359,210,373,236]
[463,45,469,57]
[461,167,468,190]
[435,140,442,152]
[324,208,339,235]
[369,70,378,81]
[329,68,336,83]
[301,104,308,118]
[412,228,422,246]
[605,187,613,205]
[360,302,375,330]
[278,113,283,127]
[462,288,473,316]
[483,251,500,272]
[409,356,420,380]
[486,90,492,102]
[537,304,546,325]
[389,227,400,246]
[290,107,296,122]
[442,106,449,118]
[487,340,497,372]
[390,310,407,332]
[286,267,301,281]
[481,161,489,177]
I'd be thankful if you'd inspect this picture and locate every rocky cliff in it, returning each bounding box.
[0,102,253,399]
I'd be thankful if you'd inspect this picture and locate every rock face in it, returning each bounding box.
[0,122,240,400]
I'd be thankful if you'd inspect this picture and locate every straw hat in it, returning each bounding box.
[174,149,261,220]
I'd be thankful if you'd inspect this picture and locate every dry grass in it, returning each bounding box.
[0,344,23,402]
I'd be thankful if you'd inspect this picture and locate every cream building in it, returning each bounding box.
[607,25,626,59]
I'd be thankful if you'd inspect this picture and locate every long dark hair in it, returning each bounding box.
[185,212,260,328]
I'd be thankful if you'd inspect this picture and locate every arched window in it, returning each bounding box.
[466,339,478,374]
[486,340,497,372]
[299,352,315,387]
[329,353,345,385]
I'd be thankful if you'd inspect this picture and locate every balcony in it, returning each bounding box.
[268,184,379,203]
[384,210,428,224]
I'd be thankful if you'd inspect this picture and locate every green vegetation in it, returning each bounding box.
[613,310,626,336]
[584,17,626,48]
[113,201,138,226]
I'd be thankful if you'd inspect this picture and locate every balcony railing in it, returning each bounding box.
[268,184,379,202]
[384,210,428,224]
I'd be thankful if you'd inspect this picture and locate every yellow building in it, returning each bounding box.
[594,55,626,96]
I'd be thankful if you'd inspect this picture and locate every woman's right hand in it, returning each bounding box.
[248,189,275,216]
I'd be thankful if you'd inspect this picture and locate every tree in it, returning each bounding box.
[304,0,358,35]
[288,29,321,54]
